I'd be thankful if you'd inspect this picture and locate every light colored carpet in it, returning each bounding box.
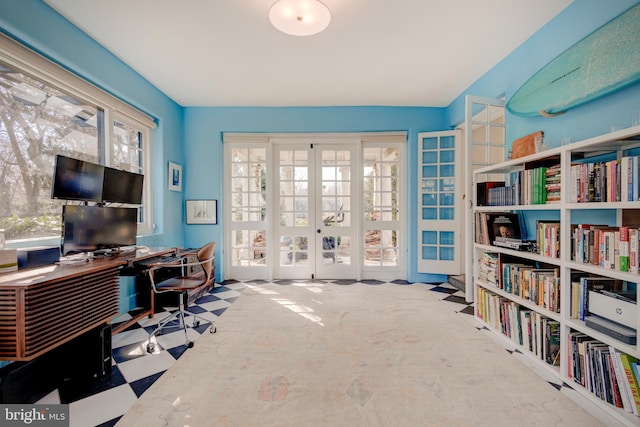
[117,282,604,426]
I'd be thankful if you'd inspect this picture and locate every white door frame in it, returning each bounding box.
[223,132,407,281]
[464,95,506,301]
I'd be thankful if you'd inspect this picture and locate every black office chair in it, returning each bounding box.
[146,242,216,353]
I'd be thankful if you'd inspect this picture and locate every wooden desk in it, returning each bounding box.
[0,247,176,361]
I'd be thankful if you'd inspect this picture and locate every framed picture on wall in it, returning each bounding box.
[186,199,217,224]
[168,161,182,192]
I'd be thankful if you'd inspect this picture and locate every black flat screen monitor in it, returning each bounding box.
[52,155,104,202]
[102,167,144,204]
[61,205,138,256]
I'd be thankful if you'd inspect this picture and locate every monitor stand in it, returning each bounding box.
[58,253,92,264]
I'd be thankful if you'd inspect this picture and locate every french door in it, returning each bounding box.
[464,96,506,299]
[417,130,463,275]
[224,133,405,281]
[273,142,357,279]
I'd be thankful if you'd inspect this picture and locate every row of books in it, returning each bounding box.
[480,152,640,194]
[484,165,559,206]
[572,224,639,272]
[477,287,560,366]
[568,333,640,415]
[537,220,560,258]
[570,156,640,203]
[500,263,560,313]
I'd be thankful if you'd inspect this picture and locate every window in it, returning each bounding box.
[0,34,155,247]
[363,144,402,267]
[229,146,268,269]
[112,115,152,233]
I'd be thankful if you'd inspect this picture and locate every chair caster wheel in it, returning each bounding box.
[210,326,217,334]
[187,341,194,348]
[146,343,155,353]
[193,320,200,327]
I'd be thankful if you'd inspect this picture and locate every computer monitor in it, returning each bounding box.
[51,155,104,202]
[61,205,138,256]
[102,167,144,205]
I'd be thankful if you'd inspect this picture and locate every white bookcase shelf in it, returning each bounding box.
[472,125,640,426]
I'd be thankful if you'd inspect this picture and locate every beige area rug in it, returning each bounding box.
[117,282,604,427]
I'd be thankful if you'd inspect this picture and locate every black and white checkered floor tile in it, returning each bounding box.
[36,280,472,427]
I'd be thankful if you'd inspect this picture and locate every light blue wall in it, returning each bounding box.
[182,106,447,282]
[446,0,640,148]
[0,0,185,249]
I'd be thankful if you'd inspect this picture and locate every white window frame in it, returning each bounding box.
[0,33,156,243]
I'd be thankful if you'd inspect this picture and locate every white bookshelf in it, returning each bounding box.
[471,125,640,427]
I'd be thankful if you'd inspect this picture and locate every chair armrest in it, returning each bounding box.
[147,255,214,291]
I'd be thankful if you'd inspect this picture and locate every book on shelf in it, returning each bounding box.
[618,353,640,415]
[567,332,584,381]
[620,226,630,272]
[609,346,636,414]
[489,213,521,242]
[521,309,532,352]
[570,281,581,319]
[632,363,640,411]
[545,320,561,366]
[630,228,639,274]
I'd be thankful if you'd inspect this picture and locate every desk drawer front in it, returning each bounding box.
[0,289,18,358]
[17,267,120,359]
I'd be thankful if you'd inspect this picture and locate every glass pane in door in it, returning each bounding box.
[417,131,462,275]
[363,146,400,267]
[229,147,267,270]
[320,149,352,266]
[277,148,313,274]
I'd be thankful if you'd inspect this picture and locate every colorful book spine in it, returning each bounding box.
[618,353,640,415]
[619,226,629,272]
[631,228,639,274]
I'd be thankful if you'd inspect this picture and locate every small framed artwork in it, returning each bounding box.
[186,199,217,224]
[168,161,182,192]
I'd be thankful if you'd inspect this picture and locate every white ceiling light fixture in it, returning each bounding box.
[269,0,331,36]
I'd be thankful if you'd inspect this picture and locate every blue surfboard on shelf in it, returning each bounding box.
[506,3,640,118]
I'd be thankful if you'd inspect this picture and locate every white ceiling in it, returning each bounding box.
[44,0,573,107]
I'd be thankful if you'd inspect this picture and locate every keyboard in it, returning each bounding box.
[134,254,181,268]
